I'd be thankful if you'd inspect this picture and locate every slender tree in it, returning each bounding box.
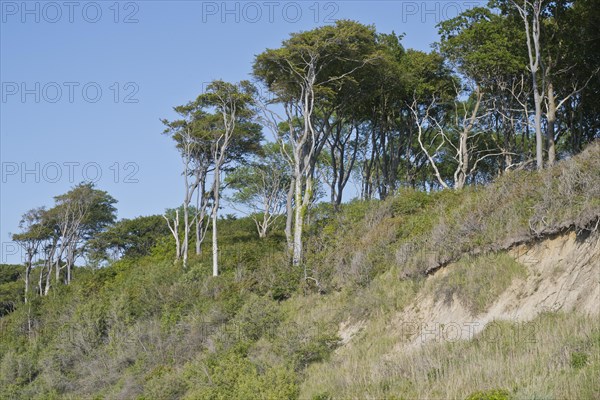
[162,103,213,267]
[254,20,379,266]
[12,208,49,304]
[198,80,262,276]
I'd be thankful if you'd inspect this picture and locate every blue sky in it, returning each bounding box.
[0,0,485,263]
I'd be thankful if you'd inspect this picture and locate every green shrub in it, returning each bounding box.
[465,389,511,400]
[391,188,434,216]
[234,294,282,341]
[570,351,589,369]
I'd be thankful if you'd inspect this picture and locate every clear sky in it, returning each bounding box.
[0,0,486,263]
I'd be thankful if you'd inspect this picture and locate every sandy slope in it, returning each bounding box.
[386,230,600,350]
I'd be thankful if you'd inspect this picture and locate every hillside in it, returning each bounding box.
[302,230,600,399]
[1,142,599,399]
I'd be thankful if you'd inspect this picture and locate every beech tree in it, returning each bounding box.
[162,103,213,268]
[87,215,169,262]
[254,20,379,266]
[437,6,530,172]
[162,81,261,275]
[49,183,117,284]
[410,86,499,190]
[500,0,598,168]
[12,184,116,297]
[198,80,262,276]
[12,208,49,304]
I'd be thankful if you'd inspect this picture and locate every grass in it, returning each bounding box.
[429,252,527,315]
[300,312,600,400]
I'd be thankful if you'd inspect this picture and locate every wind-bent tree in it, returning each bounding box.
[254,20,379,266]
[501,0,597,168]
[355,32,412,199]
[226,142,291,238]
[12,208,49,304]
[410,85,499,190]
[198,80,262,276]
[561,0,600,152]
[50,183,117,284]
[162,81,261,274]
[510,0,545,170]
[162,103,213,267]
[388,49,455,189]
[16,184,117,295]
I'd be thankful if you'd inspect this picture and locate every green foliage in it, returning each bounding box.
[0,264,23,285]
[225,142,290,238]
[3,1,600,396]
[0,265,24,316]
[253,20,379,101]
[437,7,526,85]
[289,330,340,370]
[391,188,434,216]
[87,215,170,261]
[233,295,282,341]
[52,182,118,238]
[465,389,511,400]
[182,346,298,400]
[570,352,589,369]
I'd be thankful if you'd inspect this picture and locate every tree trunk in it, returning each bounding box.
[24,255,32,304]
[285,176,295,252]
[37,262,44,296]
[195,212,202,255]
[182,166,190,269]
[164,210,180,262]
[212,167,220,277]
[546,81,557,166]
[258,216,268,238]
[195,178,206,255]
[518,0,544,170]
[66,249,73,285]
[292,173,312,267]
[44,262,52,296]
[533,84,544,170]
[292,174,304,267]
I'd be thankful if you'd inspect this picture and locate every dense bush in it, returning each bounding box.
[0,264,24,317]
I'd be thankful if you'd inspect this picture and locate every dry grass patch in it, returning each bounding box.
[300,312,600,399]
[428,252,527,315]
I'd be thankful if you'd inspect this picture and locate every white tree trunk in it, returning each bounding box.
[515,0,545,170]
[292,174,304,266]
[164,210,180,262]
[212,168,220,277]
[285,176,295,251]
[546,81,557,166]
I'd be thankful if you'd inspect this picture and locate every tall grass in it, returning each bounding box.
[301,312,600,399]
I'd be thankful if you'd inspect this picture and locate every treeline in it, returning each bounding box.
[161,1,599,273]
[11,184,170,306]
[10,0,599,299]
[11,184,116,303]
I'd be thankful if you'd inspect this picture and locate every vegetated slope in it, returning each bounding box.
[301,230,600,399]
[403,229,600,349]
[0,143,599,399]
